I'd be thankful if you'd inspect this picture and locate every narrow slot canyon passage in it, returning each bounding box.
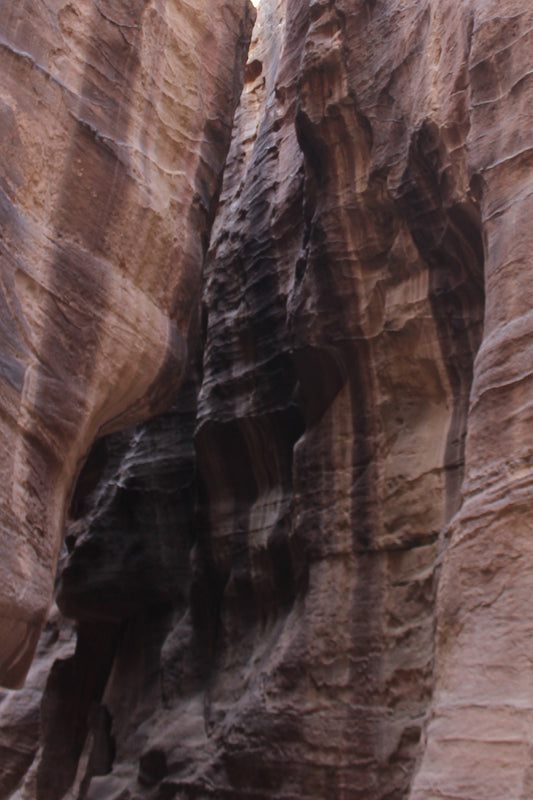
[2,2,533,800]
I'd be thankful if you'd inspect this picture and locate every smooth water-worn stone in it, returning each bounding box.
[0,0,254,689]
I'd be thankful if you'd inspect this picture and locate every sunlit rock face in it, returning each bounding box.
[2,0,533,798]
[0,0,254,689]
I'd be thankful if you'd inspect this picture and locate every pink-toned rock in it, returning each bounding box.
[186,0,531,797]
[0,0,254,689]
[410,4,533,798]
[2,0,533,798]
[188,0,482,796]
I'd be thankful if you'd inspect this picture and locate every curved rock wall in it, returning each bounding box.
[1,0,533,799]
[194,0,484,797]
[0,0,254,688]
[411,5,533,797]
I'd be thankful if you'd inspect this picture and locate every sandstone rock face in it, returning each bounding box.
[192,0,484,796]
[197,2,533,794]
[0,0,254,688]
[2,0,533,798]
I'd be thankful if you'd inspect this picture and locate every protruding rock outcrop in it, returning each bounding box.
[0,0,254,689]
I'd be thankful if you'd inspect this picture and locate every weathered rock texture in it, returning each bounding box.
[0,0,254,688]
[191,0,480,796]
[2,0,533,798]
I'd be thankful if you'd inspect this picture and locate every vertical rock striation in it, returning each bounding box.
[2,0,533,799]
[194,0,484,797]
[410,5,533,798]
[197,1,533,796]
[0,0,254,688]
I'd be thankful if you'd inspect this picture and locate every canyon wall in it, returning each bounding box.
[0,0,254,689]
[2,0,533,799]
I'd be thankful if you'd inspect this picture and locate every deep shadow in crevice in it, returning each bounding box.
[399,120,485,521]
[36,621,119,800]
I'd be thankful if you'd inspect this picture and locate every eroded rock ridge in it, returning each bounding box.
[0,0,254,689]
[1,0,532,799]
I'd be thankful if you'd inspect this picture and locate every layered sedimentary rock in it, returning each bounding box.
[188,0,484,796]
[0,0,254,688]
[197,2,533,794]
[2,0,533,799]
[411,5,533,798]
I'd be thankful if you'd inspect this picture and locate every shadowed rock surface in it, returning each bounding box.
[1,0,533,799]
